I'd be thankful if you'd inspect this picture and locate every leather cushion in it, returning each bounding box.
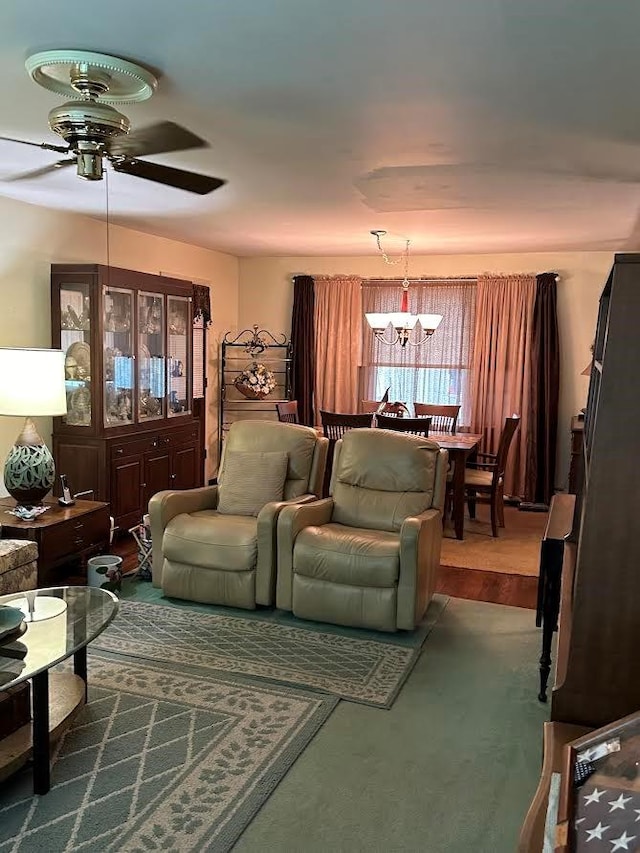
[163,510,258,571]
[221,420,318,500]
[331,429,439,532]
[217,450,288,516]
[294,523,400,588]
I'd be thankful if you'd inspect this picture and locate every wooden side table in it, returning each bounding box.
[0,498,110,586]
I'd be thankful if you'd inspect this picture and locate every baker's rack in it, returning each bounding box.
[218,326,292,459]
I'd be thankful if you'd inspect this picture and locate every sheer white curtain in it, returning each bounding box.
[361,280,476,424]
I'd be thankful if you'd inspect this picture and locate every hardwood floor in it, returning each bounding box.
[436,564,538,609]
[111,534,139,575]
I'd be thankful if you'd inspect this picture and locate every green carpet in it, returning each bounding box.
[0,654,336,852]
[93,596,449,708]
[231,597,548,853]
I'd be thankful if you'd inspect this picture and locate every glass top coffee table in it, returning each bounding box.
[0,586,118,794]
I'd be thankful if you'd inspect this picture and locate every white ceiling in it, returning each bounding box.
[1,0,640,256]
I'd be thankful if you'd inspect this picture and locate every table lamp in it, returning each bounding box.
[0,347,67,508]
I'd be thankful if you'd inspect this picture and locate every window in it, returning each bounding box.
[361,280,476,425]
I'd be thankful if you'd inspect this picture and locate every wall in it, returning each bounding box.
[238,251,613,490]
[0,194,239,495]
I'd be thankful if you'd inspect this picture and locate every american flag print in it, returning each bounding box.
[572,783,640,851]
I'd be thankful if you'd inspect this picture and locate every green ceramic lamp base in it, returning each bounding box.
[3,417,56,507]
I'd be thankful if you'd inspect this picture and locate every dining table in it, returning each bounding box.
[428,431,483,540]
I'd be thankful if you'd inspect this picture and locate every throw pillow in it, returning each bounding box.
[217,450,288,516]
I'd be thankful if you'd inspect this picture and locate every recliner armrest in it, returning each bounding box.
[275,498,335,610]
[255,493,319,605]
[148,486,219,586]
[397,507,442,630]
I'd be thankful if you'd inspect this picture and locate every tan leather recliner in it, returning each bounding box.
[276,428,448,632]
[149,420,328,609]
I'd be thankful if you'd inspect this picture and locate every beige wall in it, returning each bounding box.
[0,195,239,494]
[238,251,613,490]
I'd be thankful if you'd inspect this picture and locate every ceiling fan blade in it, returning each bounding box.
[0,135,70,154]
[111,158,226,195]
[107,121,209,158]
[4,159,76,182]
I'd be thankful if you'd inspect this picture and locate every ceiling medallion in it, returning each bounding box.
[25,50,158,104]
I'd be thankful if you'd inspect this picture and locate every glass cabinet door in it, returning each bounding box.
[167,295,191,417]
[60,281,92,426]
[137,292,165,422]
[104,287,134,427]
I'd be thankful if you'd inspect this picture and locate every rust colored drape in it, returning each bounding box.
[524,273,560,506]
[313,275,362,422]
[291,275,315,426]
[471,274,536,498]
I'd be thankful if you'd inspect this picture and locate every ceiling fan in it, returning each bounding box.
[0,50,226,195]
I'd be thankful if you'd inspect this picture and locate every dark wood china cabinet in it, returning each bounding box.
[51,264,203,531]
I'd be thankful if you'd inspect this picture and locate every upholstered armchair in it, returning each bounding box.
[276,428,448,632]
[149,420,328,609]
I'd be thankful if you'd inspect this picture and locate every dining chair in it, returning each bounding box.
[320,410,374,439]
[319,411,374,496]
[460,415,520,537]
[375,413,432,437]
[276,399,300,423]
[414,403,461,433]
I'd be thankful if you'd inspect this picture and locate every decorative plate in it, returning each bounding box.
[0,606,26,642]
[67,341,91,377]
[69,386,92,424]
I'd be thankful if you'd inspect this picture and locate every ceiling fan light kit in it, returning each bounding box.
[0,50,226,194]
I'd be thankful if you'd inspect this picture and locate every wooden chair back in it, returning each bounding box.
[495,415,521,478]
[376,413,432,437]
[320,411,373,440]
[276,400,300,424]
[413,403,461,433]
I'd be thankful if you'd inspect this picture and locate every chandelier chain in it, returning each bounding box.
[374,231,404,266]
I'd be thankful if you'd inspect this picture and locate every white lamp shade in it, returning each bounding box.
[365,313,392,330]
[417,314,443,332]
[366,312,426,330]
[0,348,67,416]
[388,312,420,330]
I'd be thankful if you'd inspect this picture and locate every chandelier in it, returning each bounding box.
[365,230,443,347]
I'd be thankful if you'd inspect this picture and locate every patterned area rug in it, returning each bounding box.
[93,598,448,708]
[0,654,336,853]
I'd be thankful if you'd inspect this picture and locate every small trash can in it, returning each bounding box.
[87,555,123,590]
